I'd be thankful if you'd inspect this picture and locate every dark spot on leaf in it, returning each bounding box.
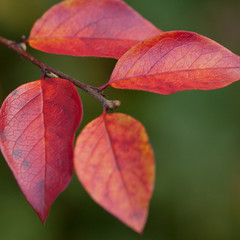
[22,160,31,168]
[115,164,120,170]
[13,150,21,157]
[131,211,142,219]
[37,180,45,190]
[11,90,18,97]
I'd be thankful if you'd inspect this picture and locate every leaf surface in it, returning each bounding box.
[74,113,155,233]
[108,31,240,94]
[28,0,161,59]
[0,78,82,222]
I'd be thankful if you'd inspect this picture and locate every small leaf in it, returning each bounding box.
[74,113,155,233]
[108,31,240,94]
[0,78,82,222]
[28,0,161,59]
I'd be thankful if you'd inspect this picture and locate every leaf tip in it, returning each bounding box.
[40,217,47,225]
[131,223,145,235]
[34,206,49,225]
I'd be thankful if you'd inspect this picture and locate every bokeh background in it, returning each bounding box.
[0,0,240,239]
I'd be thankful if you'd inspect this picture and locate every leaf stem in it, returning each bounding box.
[0,35,120,110]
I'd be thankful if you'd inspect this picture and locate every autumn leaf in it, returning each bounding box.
[74,113,155,233]
[107,31,240,94]
[28,0,161,59]
[0,78,82,222]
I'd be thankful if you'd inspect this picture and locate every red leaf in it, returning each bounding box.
[74,113,155,233]
[28,0,161,59]
[0,78,82,222]
[107,31,240,94]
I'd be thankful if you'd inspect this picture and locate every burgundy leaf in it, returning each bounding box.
[0,78,83,222]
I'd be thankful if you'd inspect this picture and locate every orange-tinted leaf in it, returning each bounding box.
[28,0,161,59]
[0,78,82,222]
[74,113,155,233]
[108,31,240,94]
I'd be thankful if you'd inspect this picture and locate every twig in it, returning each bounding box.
[0,36,120,110]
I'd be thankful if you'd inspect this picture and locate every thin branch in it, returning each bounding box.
[0,36,120,110]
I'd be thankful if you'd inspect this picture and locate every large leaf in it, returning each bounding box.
[0,78,82,222]
[28,0,161,59]
[107,31,240,94]
[74,113,155,233]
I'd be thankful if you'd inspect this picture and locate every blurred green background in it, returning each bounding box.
[0,0,240,239]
